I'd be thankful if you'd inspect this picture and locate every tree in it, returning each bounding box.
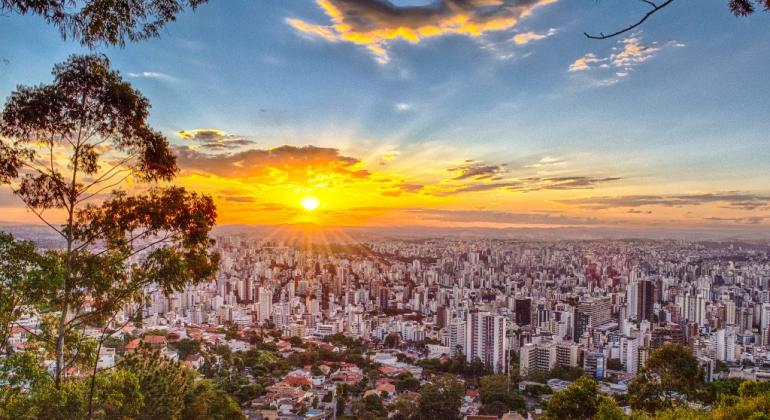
[478,374,526,414]
[91,369,144,419]
[175,338,202,360]
[545,376,603,420]
[627,344,707,414]
[183,379,245,420]
[0,54,219,394]
[388,392,420,420]
[594,397,626,420]
[395,371,420,393]
[417,376,465,420]
[586,0,770,40]
[0,232,43,351]
[352,394,387,420]
[647,344,704,400]
[0,0,208,47]
[121,348,192,419]
[627,370,666,413]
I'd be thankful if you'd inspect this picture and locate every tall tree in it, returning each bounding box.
[0,0,208,47]
[0,54,219,388]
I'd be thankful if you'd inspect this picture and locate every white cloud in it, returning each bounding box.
[568,35,682,86]
[512,28,557,45]
[127,71,175,81]
[395,102,413,112]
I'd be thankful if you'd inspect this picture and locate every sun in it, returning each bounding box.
[300,196,320,211]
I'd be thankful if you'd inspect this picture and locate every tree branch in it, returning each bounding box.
[8,186,66,238]
[584,0,676,40]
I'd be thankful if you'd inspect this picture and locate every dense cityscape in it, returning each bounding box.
[7,232,770,418]
[3,0,770,419]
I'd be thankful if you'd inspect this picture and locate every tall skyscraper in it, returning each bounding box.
[465,311,507,373]
[628,280,655,322]
[257,287,273,324]
[515,298,532,326]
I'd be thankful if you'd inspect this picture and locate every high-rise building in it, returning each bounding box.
[465,311,507,373]
[515,298,532,326]
[519,341,579,377]
[448,321,466,357]
[584,352,606,379]
[628,280,655,322]
[575,297,612,341]
[257,287,273,324]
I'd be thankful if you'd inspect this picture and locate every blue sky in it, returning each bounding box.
[1,0,770,228]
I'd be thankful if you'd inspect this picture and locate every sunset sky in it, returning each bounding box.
[1,0,770,229]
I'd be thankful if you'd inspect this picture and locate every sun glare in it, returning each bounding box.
[301,196,320,211]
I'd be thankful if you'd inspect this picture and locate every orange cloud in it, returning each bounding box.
[512,28,557,45]
[287,0,558,63]
[176,145,370,185]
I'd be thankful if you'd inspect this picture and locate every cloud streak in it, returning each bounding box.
[287,0,557,63]
[178,129,256,150]
[561,192,770,210]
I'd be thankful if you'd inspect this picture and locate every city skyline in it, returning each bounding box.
[1,0,770,230]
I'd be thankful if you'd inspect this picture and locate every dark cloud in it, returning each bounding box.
[526,176,622,190]
[561,192,770,210]
[176,145,370,183]
[199,139,257,150]
[450,162,507,180]
[287,0,556,63]
[178,129,256,150]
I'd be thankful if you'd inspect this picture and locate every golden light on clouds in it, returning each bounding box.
[287,0,558,63]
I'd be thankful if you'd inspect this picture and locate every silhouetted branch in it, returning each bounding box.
[585,0,676,39]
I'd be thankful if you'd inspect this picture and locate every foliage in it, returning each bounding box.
[417,376,465,420]
[182,379,245,420]
[627,344,706,414]
[175,338,201,360]
[352,394,387,420]
[0,54,219,392]
[478,374,526,414]
[388,392,420,420]
[0,348,244,419]
[395,371,420,393]
[0,232,44,350]
[0,0,208,47]
[595,397,626,420]
[545,376,606,420]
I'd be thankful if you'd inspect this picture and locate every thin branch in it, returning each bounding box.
[584,0,676,40]
[77,172,133,204]
[78,153,138,197]
[12,321,51,345]
[8,186,66,238]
